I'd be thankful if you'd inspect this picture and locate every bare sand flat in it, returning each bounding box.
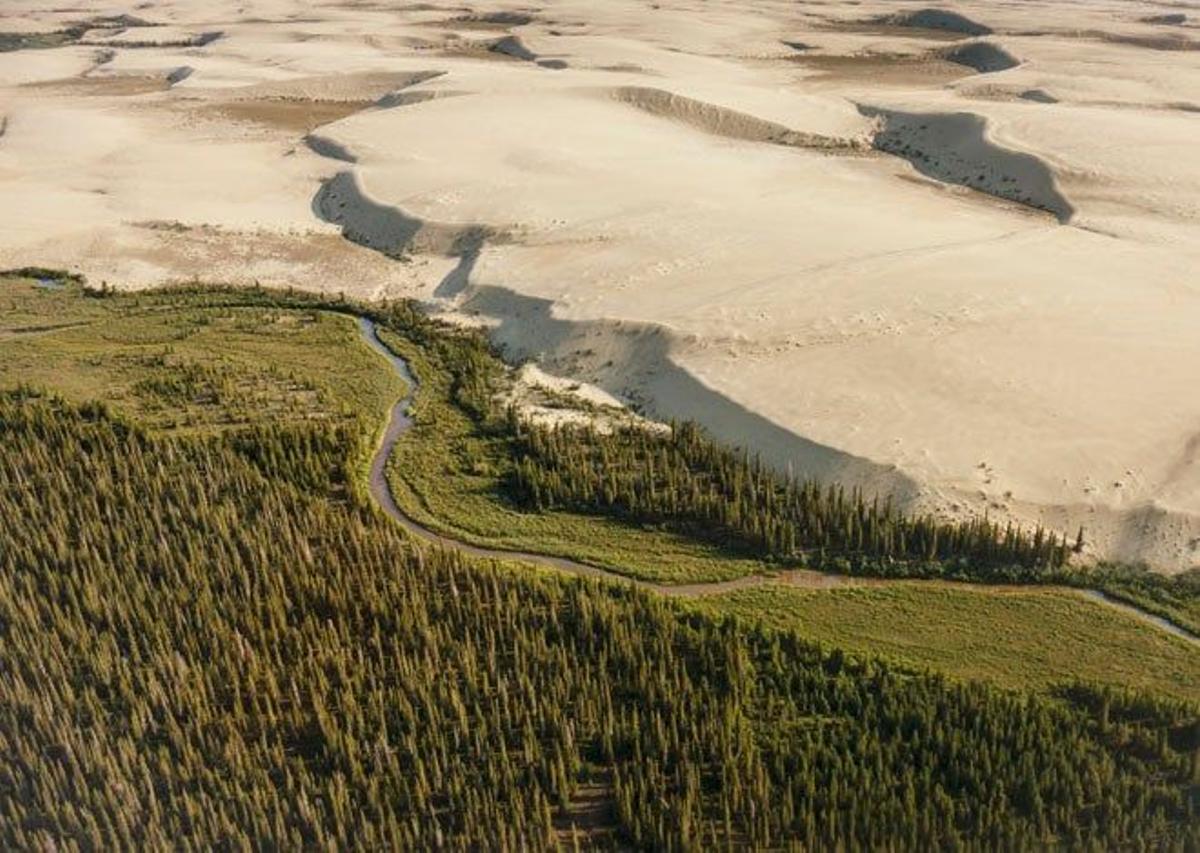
[1,0,1198,570]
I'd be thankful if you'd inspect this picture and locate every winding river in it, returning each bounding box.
[357,317,1199,646]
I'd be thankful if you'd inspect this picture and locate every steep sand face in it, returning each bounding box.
[1,0,1198,570]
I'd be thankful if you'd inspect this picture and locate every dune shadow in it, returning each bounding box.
[463,284,921,503]
[1140,13,1187,25]
[305,134,357,163]
[940,41,1019,73]
[485,35,569,69]
[1019,88,1057,104]
[312,170,493,259]
[312,172,919,504]
[434,231,486,298]
[879,9,993,37]
[860,105,1074,222]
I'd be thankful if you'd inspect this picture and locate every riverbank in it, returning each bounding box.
[2,273,1195,700]
[355,314,1200,649]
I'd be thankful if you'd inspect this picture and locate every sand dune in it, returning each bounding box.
[792,40,1020,87]
[82,29,223,49]
[793,52,973,87]
[2,0,1199,570]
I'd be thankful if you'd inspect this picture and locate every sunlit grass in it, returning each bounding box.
[698,583,1200,702]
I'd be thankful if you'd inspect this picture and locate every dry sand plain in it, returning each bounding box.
[2,0,1198,570]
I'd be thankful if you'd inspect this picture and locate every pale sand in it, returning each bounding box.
[1,0,1198,570]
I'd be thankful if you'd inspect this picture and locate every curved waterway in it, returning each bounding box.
[357,317,1199,645]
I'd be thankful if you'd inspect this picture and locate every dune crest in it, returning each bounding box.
[611,87,864,152]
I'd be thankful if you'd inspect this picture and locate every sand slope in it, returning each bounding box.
[1,0,1199,570]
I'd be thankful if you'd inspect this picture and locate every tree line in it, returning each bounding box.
[510,419,1072,579]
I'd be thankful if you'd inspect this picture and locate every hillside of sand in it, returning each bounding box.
[1,0,1198,570]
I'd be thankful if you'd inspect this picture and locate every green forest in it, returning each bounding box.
[3,391,1199,849]
[1,274,1198,848]
[512,419,1071,574]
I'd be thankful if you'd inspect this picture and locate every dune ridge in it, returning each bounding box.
[224,71,444,103]
[1100,30,1199,50]
[611,87,865,152]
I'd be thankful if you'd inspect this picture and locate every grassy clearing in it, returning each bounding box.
[698,584,1200,702]
[0,276,403,436]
